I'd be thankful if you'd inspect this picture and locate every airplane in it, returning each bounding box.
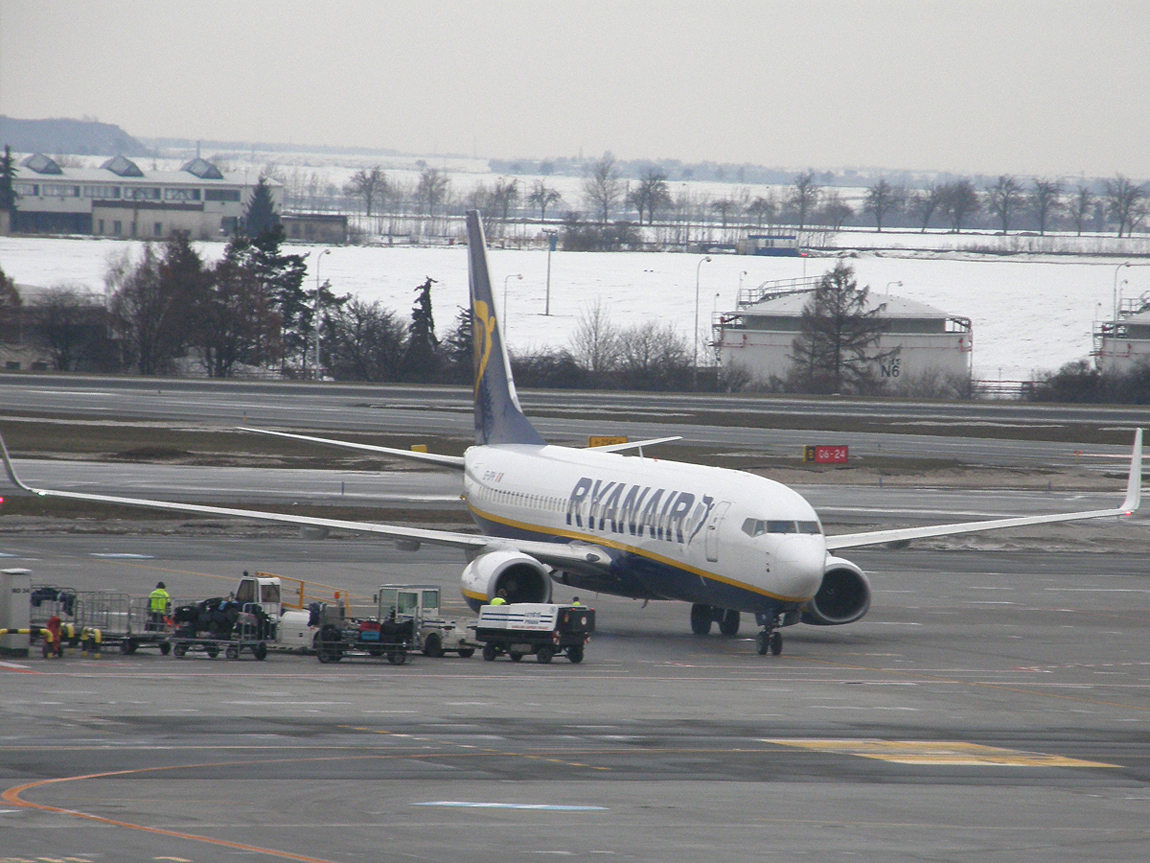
[1,209,1143,656]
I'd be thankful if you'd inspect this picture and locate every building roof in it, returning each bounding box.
[738,289,958,320]
[14,158,277,188]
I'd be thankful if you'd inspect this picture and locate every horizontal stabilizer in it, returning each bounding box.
[587,436,683,453]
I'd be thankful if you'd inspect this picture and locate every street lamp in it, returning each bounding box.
[314,248,331,378]
[1114,261,1132,322]
[503,272,522,333]
[885,280,903,296]
[542,230,557,315]
[693,255,713,390]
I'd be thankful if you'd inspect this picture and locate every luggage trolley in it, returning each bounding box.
[168,598,270,660]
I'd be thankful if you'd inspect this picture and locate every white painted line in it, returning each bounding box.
[0,661,30,670]
[89,553,155,559]
[413,801,608,811]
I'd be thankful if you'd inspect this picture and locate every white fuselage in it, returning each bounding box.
[462,444,827,611]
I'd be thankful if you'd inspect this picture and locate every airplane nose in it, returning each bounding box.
[774,537,825,599]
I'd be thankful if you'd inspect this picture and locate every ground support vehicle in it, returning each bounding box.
[377,584,478,658]
[169,602,269,660]
[475,603,594,664]
[312,604,415,664]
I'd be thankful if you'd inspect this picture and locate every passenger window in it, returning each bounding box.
[767,520,796,533]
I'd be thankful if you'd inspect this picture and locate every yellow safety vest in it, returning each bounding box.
[149,589,170,613]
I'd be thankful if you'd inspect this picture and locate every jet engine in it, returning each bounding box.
[800,555,872,625]
[461,548,553,612]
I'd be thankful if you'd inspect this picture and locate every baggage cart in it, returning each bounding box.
[169,601,270,660]
[313,604,416,665]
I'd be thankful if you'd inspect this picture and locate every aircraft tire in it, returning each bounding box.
[755,632,769,656]
[690,603,713,636]
[769,632,783,656]
[719,609,740,636]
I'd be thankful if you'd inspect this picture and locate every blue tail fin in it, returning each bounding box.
[467,210,546,447]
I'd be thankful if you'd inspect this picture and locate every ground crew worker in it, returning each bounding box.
[148,581,170,629]
[571,596,582,606]
[490,589,508,606]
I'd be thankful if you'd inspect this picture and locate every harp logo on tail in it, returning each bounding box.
[473,299,497,393]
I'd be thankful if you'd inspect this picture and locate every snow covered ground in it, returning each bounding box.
[2,233,1146,381]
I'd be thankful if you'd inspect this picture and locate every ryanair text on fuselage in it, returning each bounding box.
[566,476,716,545]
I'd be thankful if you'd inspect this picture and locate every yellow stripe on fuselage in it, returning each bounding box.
[465,501,811,604]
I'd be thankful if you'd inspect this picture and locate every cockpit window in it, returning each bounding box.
[743,518,823,537]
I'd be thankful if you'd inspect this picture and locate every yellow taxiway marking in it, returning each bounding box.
[762,738,1119,768]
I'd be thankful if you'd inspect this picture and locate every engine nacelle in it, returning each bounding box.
[461,549,553,612]
[801,555,872,626]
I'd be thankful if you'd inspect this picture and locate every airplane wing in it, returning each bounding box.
[0,435,609,571]
[824,428,1142,551]
[238,426,465,469]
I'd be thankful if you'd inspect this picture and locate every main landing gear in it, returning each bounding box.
[690,603,741,636]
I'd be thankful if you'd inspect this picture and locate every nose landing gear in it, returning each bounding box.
[754,612,783,656]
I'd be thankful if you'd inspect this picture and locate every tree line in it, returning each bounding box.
[312,154,1150,244]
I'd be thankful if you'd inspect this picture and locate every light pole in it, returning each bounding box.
[693,255,713,390]
[1114,261,1132,322]
[543,230,557,315]
[503,272,522,333]
[885,280,903,296]
[314,248,330,379]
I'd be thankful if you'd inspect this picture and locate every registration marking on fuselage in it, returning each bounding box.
[761,738,1119,767]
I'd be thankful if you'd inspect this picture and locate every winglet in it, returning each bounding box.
[1121,428,1143,513]
[0,433,43,495]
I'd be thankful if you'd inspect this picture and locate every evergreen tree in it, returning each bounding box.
[0,145,16,212]
[402,277,440,381]
[442,305,474,384]
[788,262,895,395]
[0,261,22,341]
[243,176,279,236]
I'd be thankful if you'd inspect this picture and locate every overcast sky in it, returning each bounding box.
[2,0,1148,178]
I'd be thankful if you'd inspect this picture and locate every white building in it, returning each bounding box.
[714,278,973,386]
[10,154,281,241]
[1094,294,1150,373]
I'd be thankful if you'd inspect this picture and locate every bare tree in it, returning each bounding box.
[0,262,21,343]
[711,198,738,229]
[491,177,519,230]
[1070,185,1093,236]
[626,168,672,226]
[746,193,778,227]
[31,285,104,371]
[1105,174,1145,237]
[863,178,901,232]
[616,321,692,390]
[527,179,562,222]
[1029,178,1062,236]
[909,183,946,233]
[344,166,388,217]
[582,154,623,225]
[819,190,853,230]
[416,167,450,218]
[324,298,407,382]
[789,170,821,232]
[984,175,1024,234]
[941,179,980,233]
[569,300,619,382]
